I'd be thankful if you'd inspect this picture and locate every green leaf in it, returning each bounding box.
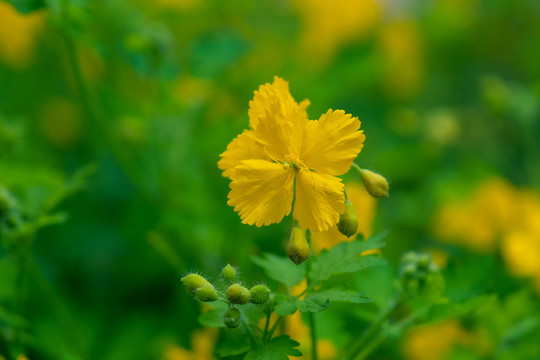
[215,328,251,357]
[252,253,304,289]
[313,288,372,304]
[310,231,388,283]
[274,294,298,316]
[3,0,46,14]
[298,294,330,313]
[244,335,302,360]
[198,301,228,328]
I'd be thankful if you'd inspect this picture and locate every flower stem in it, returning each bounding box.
[262,313,271,342]
[305,230,319,360]
[267,316,283,340]
[242,317,258,345]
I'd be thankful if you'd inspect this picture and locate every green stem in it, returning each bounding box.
[267,316,283,340]
[262,313,271,342]
[351,163,363,177]
[345,300,398,359]
[305,230,318,360]
[353,331,386,360]
[242,317,258,345]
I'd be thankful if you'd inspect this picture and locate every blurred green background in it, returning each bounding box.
[1,0,540,359]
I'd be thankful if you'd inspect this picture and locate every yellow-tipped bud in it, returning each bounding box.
[221,264,237,283]
[195,286,218,302]
[250,285,271,304]
[287,226,310,265]
[337,200,359,237]
[360,169,389,198]
[181,273,213,294]
[226,284,251,305]
[223,307,241,328]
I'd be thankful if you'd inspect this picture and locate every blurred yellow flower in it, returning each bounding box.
[219,77,365,232]
[378,20,424,99]
[402,320,471,360]
[163,328,217,360]
[311,183,376,253]
[0,2,45,68]
[434,177,540,291]
[294,0,380,64]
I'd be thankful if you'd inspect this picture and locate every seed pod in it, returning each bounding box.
[250,285,271,305]
[223,307,241,328]
[196,286,218,302]
[337,200,359,237]
[221,264,237,283]
[226,284,250,305]
[181,273,213,294]
[360,169,389,198]
[287,226,310,265]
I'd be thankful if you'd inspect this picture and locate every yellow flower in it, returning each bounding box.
[0,2,45,68]
[219,77,365,232]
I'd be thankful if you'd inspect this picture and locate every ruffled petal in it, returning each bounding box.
[301,109,365,176]
[228,159,295,227]
[293,169,345,232]
[218,130,267,178]
[249,77,310,162]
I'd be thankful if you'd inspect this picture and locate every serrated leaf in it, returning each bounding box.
[314,289,371,304]
[198,302,228,328]
[310,231,388,283]
[252,253,304,289]
[244,335,301,360]
[298,294,330,313]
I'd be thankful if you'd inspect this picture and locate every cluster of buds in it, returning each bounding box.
[399,251,444,301]
[181,264,272,328]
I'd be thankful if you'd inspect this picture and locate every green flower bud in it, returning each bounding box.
[337,199,358,238]
[287,225,310,265]
[221,264,237,283]
[262,294,275,315]
[401,251,418,265]
[401,263,416,278]
[223,307,241,328]
[226,284,250,305]
[195,286,218,302]
[250,285,271,305]
[181,273,213,294]
[360,169,389,198]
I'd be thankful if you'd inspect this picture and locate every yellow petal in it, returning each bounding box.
[293,169,345,232]
[218,130,267,178]
[301,109,365,175]
[228,159,295,227]
[249,77,309,162]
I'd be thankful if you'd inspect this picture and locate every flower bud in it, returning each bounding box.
[337,200,359,238]
[181,273,213,294]
[223,307,241,328]
[196,286,218,302]
[287,226,310,265]
[250,285,271,305]
[360,169,389,198]
[221,264,237,283]
[226,284,250,305]
[262,294,276,315]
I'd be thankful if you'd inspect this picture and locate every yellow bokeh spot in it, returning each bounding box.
[163,328,217,360]
[402,321,470,360]
[378,20,424,99]
[295,0,381,65]
[0,2,45,68]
